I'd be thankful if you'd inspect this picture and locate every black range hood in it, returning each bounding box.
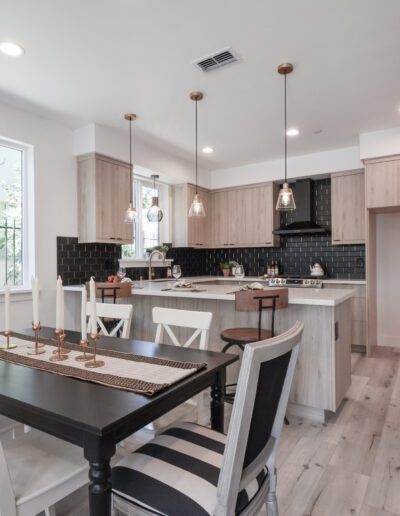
[273,178,330,236]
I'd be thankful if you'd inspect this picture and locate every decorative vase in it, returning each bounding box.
[222,269,230,277]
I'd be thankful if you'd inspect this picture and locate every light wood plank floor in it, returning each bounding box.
[51,348,400,516]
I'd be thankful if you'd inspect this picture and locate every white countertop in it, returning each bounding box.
[133,277,354,306]
[64,276,356,306]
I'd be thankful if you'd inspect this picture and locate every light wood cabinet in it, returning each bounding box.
[77,153,133,244]
[331,170,365,244]
[211,183,280,248]
[171,184,211,247]
[365,156,400,209]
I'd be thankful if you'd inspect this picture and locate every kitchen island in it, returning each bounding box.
[127,276,354,422]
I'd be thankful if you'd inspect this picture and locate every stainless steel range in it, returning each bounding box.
[267,276,324,288]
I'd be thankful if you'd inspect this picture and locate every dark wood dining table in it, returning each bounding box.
[0,327,237,516]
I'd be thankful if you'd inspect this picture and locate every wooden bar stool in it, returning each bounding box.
[221,287,289,404]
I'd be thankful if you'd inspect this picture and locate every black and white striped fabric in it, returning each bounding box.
[112,421,268,515]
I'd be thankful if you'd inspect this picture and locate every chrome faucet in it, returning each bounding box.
[148,250,165,281]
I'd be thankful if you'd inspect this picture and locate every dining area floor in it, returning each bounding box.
[50,347,400,516]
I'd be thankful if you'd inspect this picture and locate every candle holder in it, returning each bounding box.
[0,330,17,350]
[84,333,105,368]
[28,323,46,355]
[49,329,68,362]
[75,338,94,362]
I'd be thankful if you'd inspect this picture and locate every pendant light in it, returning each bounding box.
[276,63,296,211]
[188,91,206,217]
[124,113,138,223]
[147,174,164,222]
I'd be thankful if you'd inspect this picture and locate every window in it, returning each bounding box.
[0,140,25,286]
[122,178,166,259]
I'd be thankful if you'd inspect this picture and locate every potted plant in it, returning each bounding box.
[220,262,232,277]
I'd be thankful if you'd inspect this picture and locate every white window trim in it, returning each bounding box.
[123,176,170,259]
[0,136,34,289]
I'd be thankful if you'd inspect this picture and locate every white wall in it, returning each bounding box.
[360,126,400,161]
[210,146,363,189]
[0,100,77,331]
[376,212,400,347]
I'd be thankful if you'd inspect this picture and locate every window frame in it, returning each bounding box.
[0,136,33,290]
[123,176,169,260]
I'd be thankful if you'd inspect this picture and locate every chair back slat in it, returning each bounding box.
[152,307,212,350]
[215,321,303,516]
[86,301,133,338]
[235,288,288,312]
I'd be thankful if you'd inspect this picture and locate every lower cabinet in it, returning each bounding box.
[324,282,367,351]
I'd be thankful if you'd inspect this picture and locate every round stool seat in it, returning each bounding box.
[220,327,272,345]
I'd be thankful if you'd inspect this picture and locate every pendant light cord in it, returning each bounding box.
[195,99,198,195]
[129,118,133,203]
[284,72,287,183]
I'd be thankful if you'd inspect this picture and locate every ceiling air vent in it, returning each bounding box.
[194,47,240,72]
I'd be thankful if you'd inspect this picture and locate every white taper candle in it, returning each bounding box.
[56,276,62,330]
[4,285,11,332]
[89,277,97,335]
[60,282,65,331]
[32,276,40,326]
[81,286,87,340]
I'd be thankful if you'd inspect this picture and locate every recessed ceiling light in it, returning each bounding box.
[0,41,25,57]
[202,146,214,154]
[286,128,299,136]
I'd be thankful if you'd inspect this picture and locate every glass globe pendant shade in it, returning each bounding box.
[124,203,137,224]
[188,193,206,217]
[275,182,296,211]
[147,196,164,222]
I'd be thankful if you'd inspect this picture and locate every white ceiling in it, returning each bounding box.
[1,0,400,169]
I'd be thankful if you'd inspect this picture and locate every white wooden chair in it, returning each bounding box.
[0,429,89,516]
[87,301,133,339]
[111,321,304,516]
[137,307,213,436]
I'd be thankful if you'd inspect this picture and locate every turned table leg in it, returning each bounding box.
[84,437,115,516]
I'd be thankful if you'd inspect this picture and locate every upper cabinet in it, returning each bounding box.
[171,182,280,249]
[212,183,280,248]
[171,184,211,247]
[331,170,365,245]
[77,153,133,244]
[365,156,400,209]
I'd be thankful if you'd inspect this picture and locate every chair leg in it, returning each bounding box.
[222,341,245,353]
[265,468,279,516]
[45,506,56,516]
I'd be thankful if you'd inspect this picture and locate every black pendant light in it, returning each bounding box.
[276,63,296,211]
[188,91,206,217]
[124,113,138,223]
[147,174,163,222]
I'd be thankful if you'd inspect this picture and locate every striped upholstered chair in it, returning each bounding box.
[111,321,304,516]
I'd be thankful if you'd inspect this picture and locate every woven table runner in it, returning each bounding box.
[0,333,207,396]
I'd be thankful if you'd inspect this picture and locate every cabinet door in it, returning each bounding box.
[332,171,365,244]
[257,184,279,246]
[95,159,132,243]
[113,163,133,242]
[366,158,400,209]
[211,190,231,247]
[95,159,116,242]
[187,186,211,247]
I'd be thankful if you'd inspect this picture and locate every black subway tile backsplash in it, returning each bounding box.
[57,237,121,286]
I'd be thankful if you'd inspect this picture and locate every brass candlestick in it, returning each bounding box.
[0,330,17,350]
[75,338,94,362]
[49,329,68,362]
[28,323,46,355]
[85,333,105,368]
